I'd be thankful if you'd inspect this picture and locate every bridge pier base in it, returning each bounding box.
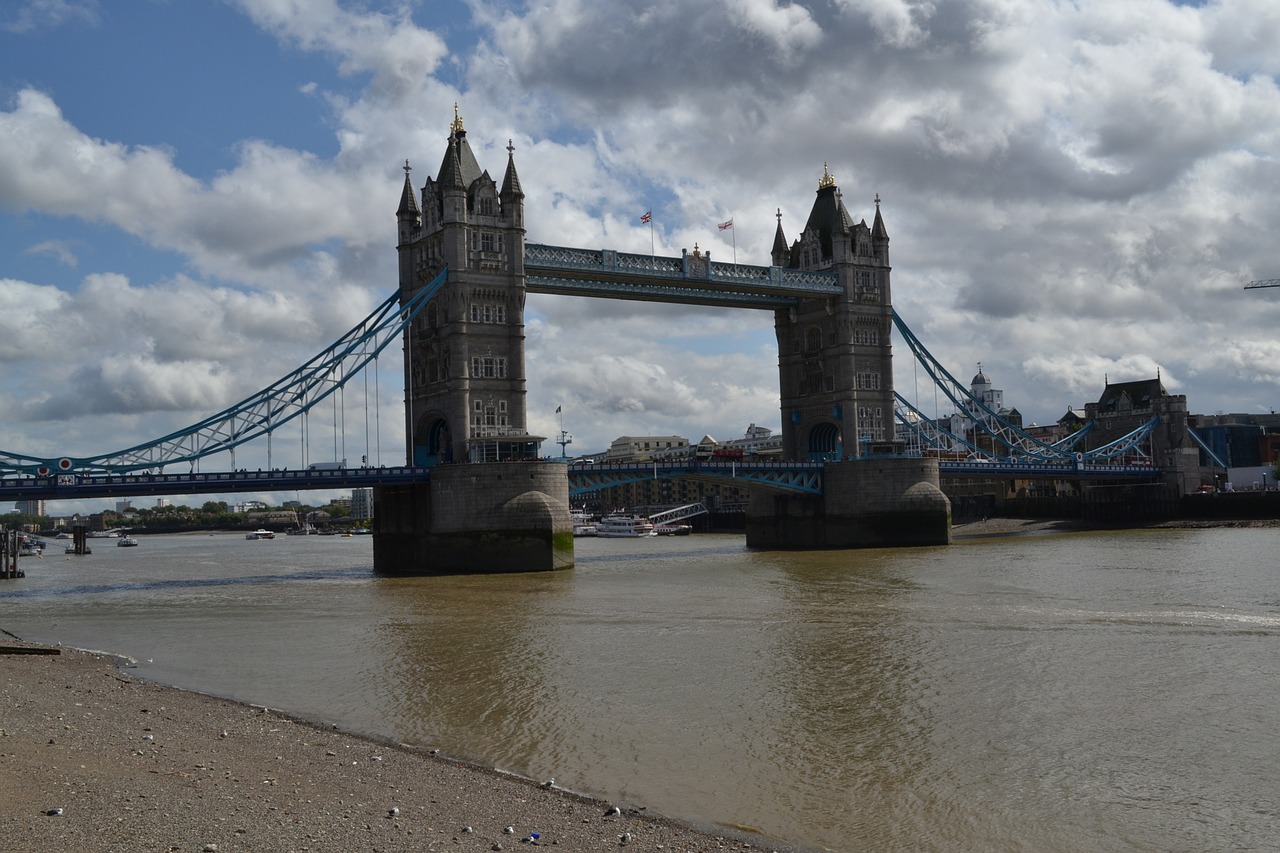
[745,458,951,549]
[372,462,574,575]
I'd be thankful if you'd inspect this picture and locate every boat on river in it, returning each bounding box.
[595,515,657,537]
[117,536,139,547]
[570,508,597,537]
[245,529,275,540]
[18,535,44,556]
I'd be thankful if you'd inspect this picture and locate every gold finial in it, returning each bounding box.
[818,162,835,189]
[692,242,701,258]
[451,103,465,134]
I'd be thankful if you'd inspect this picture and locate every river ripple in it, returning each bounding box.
[3,528,1278,851]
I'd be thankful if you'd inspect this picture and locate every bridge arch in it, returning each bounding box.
[414,414,452,467]
[806,421,841,461]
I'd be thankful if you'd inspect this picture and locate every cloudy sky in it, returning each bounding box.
[3,0,1279,513]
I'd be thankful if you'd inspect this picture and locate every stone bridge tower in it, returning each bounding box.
[770,167,895,460]
[378,110,570,576]
[395,108,540,466]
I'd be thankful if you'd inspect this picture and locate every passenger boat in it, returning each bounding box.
[654,523,692,536]
[245,529,275,540]
[570,508,597,537]
[117,536,140,547]
[595,515,657,537]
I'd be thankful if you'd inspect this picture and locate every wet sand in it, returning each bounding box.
[0,638,799,852]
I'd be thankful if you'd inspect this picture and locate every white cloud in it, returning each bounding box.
[5,0,1280,482]
[1,0,97,34]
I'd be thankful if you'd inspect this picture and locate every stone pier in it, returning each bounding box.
[372,461,573,576]
[745,457,950,549]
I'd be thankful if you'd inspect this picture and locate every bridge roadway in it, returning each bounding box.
[0,458,1160,502]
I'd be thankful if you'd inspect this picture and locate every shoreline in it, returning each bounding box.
[0,637,806,852]
[951,515,1280,539]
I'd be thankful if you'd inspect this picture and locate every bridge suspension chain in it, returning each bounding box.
[0,268,448,475]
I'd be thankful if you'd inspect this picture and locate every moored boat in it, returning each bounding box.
[654,523,692,536]
[595,515,657,537]
[570,508,597,537]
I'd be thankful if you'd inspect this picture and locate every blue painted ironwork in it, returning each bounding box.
[891,311,1158,464]
[525,243,840,308]
[0,466,435,501]
[0,268,449,475]
[938,460,1159,478]
[568,459,824,497]
[1185,426,1229,469]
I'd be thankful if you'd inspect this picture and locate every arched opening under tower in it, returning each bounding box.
[806,421,841,462]
[414,416,451,467]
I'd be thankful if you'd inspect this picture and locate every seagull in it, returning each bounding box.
[540,778,554,789]
[619,832,632,845]
[603,806,621,817]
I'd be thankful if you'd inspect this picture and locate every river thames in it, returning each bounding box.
[2,528,1277,851]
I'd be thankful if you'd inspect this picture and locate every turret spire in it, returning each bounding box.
[396,159,419,221]
[500,138,523,199]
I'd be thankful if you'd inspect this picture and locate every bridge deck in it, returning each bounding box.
[525,243,841,309]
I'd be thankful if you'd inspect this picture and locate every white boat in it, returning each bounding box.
[570,508,597,537]
[245,529,275,540]
[17,536,43,557]
[117,536,139,547]
[655,523,692,536]
[595,515,657,537]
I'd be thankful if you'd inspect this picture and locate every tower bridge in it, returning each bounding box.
[2,109,1197,573]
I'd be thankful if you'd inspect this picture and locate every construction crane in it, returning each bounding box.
[1245,279,1280,289]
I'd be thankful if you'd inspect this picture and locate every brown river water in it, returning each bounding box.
[2,528,1278,851]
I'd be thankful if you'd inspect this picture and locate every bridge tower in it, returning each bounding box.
[395,107,540,465]
[375,109,572,575]
[770,167,896,460]
[748,167,951,548]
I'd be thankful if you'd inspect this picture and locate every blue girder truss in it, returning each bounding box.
[569,459,824,497]
[0,268,448,475]
[891,311,1158,464]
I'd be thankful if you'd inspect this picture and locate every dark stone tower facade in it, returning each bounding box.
[395,108,537,466]
[771,167,895,460]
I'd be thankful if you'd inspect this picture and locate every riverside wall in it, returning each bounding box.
[372,461,573,575]
[745,458,951,549]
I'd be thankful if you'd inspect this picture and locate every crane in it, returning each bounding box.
[1245,279,1280,289]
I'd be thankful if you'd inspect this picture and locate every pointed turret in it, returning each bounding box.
[397,160,419,221]
[500,139,523,199]
[802,164,850,261]
[771,208,789,266]
[871,193,889,262]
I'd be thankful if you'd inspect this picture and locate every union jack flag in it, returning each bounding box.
[640,210,652,223]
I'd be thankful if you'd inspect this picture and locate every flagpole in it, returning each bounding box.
[731,213,737,268]
[650,209,654,257]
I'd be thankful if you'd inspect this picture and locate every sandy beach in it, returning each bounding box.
[0,637,798,853]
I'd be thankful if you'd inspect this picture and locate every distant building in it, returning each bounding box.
[115,499,132,514]
[351,488,373,520]
[602,435,690,463]
[15,499,45,517]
